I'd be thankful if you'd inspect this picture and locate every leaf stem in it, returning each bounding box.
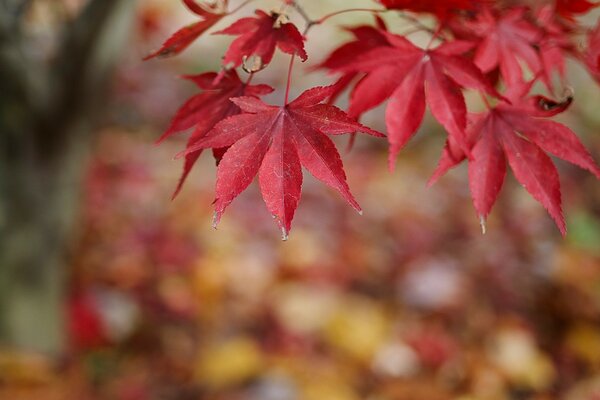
[291,1,312,24]
[397,12,437,35]
[284,54,296,105]
[479,92,492,109]
[315,8,387,24]
[229,0,254,15]
[424,23,444,49]
[245,71,255,86]
[291,2,387,35]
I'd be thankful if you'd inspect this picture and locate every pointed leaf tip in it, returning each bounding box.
[281,226,289,241]
[479,215,487,235]
[212,212,220,230]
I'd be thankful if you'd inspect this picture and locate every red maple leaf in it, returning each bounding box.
[379,0,486,19]
[144,0,225,60]
[556,0,598,19]
[183,85,384,239]
[584,19,600,83]
[216,10,307,69]
[467,7,542,86]
[430,80,600,235]
[532,5,577,91]
[317,16,389,148]
[331,32,499,167]
[160,70,273,198]
[318,15,389,105]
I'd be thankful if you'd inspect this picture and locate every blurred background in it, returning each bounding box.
[1,0,600,399]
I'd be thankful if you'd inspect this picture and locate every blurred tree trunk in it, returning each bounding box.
[0,0,134,355]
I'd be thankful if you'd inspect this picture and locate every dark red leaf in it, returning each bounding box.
[379,0,487,19]
[556,0,598,19]
[144,4,224,60]
[216,10,307,69]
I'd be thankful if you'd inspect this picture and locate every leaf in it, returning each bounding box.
[329,31,498,166]
[317,16,390,112]
[378,0,487,20]
[216,10,307,69]
[429,85,600,234]
[584,19,600,83]
[468,7,542,85]
[424,60,468,150]
[144,1,224,60]
[468,117,506,219]
[556,0,598,19]
[499,121,566,236]
[318,18,389,72]
[386,63,426,166]
[184,86,384,238]
[504,113,600,178]
[159,70,273,198]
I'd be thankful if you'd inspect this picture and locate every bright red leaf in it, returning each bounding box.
[556,0,598,19]
[160,70,273,198]
[183,85,384,239]
[216,10,307,69]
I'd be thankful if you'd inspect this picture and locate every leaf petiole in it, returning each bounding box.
[284,54,296,105]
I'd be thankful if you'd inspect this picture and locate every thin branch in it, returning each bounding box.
[284,54,296,105]
[229,0,254,14]
[397,12,437,35]
[291,1,312,24]
[315,8,387,25]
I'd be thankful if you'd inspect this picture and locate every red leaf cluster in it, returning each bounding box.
[147,0,600,237]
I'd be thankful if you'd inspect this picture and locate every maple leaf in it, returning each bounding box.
[584,19,600,83]
[317,15,389,106]
[160,70,273,198]
[215,10,307,69]
[331,31,499,167]
[317,16,389,149]
[466,7,542,86]
[144,0,226,60]
[556,0,598,20]
[378,0,487,19]
[430,80,600,235]
[183,85,384,239]
[533,5,577,91]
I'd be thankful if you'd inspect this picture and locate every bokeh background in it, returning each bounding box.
[1,0,600,399]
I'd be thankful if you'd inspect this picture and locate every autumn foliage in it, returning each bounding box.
[145,0,600,238]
